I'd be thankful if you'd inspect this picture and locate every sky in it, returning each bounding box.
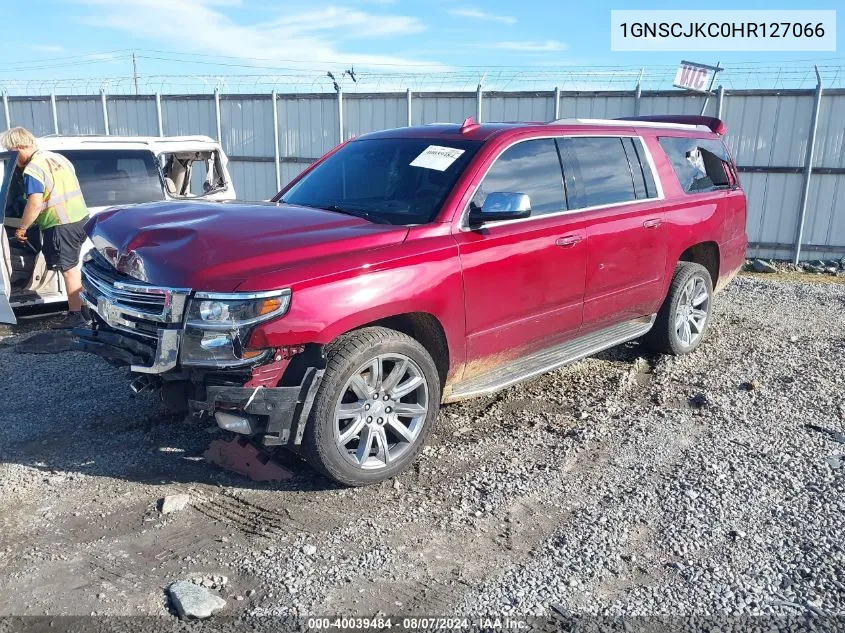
[1,0,842,93]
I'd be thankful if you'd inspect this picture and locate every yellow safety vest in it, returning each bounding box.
[23,150,89,230]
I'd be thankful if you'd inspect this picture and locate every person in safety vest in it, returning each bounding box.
[1,127,90,328]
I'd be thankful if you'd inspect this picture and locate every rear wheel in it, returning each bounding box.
[303,327,440,486]
[643,262,713,355]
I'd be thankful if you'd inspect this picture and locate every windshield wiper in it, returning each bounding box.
[280,200,388,224]
[319,203,389,224]
[321,204,375,220]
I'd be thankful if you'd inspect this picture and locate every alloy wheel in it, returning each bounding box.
[675,275,710,347]
[334,353,429,470]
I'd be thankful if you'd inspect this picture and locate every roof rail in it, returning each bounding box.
[549,117,711,132]
[615,115,726,135]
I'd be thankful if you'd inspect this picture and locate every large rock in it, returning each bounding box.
[159,494,191,515]
[168,580,226,619]
[751,259,777,274]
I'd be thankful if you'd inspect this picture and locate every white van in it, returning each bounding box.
[1,135,235,313]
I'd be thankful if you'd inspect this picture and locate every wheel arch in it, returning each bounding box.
[281,310,453,391]
[344,312,451,390]
[678,241,720,286]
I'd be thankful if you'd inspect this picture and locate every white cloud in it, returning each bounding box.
[447,7,516,25]
[495,40,567,52]
[74,0,446,71]
[31,45,66,53]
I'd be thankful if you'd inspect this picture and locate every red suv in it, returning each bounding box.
[0,115,746,486]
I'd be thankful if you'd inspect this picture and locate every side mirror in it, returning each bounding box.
[468,192,531,225]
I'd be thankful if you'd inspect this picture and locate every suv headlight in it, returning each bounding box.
[180,289,291,367]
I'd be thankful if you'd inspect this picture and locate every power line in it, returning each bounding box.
[0,56,129,74]
[0,51,132,70]
[5,46,845,72]
[129,48,845,69]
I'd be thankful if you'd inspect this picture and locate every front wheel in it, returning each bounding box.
[643,262,714,355]
[303,327,440,486]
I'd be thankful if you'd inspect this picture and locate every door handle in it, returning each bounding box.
[643,218,662,228]
[556,235,583,248]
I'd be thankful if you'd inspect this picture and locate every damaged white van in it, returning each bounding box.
[1,135,235,313]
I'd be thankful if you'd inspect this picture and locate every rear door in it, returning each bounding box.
[0,151,18,324]
[558,136,667,329]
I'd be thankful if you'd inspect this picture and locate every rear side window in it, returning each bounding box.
[471,139,566,216]
[558,137,638,209]
[658,137,732,193]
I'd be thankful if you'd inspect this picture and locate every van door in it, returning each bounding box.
[0,151,19,324]
[454,138,587,369]
[558,136,667,329]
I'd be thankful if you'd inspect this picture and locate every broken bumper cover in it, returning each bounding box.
[189,367,323,446]
[73,326,324,447]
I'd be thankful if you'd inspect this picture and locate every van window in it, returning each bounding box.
[558,137,637,209]
[658,137,732,193]
[471,139,566,217]
[56,149,164,208]
[160,151,227,198]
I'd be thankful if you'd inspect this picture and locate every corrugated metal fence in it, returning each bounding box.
[2,88,843,261]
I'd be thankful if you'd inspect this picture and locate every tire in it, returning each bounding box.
[642,262,714,355]
[303,327,441,486]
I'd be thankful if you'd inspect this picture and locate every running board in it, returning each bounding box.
[447,315,656,401]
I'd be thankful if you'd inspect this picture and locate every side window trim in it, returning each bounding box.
[552,140,571,211]
[460,134,664,230]
[629,138,656,198]
[619,138,640,200]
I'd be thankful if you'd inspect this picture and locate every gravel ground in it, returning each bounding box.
[0,273,842,622]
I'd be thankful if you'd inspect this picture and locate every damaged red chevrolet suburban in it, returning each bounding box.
[0,115,747,486]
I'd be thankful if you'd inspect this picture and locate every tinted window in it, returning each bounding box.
[471,139,566,217]
[57,149,164,208]
[658,137,731,193]
[282,138,481,225]
[558,137,637,209]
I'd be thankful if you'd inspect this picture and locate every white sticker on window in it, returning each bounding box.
[409,145,465,171]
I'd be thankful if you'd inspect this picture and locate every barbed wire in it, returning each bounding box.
[1,62,842,96]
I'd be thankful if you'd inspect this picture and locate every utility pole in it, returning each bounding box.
[132,51,139,95]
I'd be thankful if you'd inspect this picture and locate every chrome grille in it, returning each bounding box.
[81,250,187,327]
[80,250,191,374]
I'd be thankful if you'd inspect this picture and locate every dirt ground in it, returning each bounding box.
[0,273,843,620]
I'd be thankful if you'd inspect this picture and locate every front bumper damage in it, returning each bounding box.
[76,253,325,448]
[189,367,323,446]
[73,324,324,448]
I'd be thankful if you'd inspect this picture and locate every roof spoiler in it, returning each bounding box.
[616,115,727,135]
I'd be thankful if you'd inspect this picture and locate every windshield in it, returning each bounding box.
[56,149,165,208]
[281,138,481,225]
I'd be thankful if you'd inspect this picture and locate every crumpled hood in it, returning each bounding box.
[86,200,409,290]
